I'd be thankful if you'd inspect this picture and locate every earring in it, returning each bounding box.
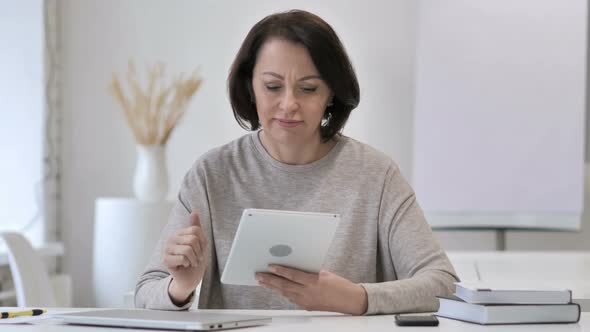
[321,111,332,127]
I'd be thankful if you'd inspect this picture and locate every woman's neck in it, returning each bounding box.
[259,130,336,165]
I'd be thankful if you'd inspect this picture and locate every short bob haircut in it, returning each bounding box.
[228,10,360,142]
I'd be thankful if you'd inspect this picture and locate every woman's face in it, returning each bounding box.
[252,38,332,145]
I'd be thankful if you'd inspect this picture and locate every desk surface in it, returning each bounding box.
[1,308,589,332]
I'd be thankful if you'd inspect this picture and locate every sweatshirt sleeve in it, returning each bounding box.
[134,162,212,310]
[359,165,459,315]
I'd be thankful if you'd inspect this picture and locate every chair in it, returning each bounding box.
[0,232,72,307]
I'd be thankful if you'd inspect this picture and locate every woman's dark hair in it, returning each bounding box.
[227,10,360,141]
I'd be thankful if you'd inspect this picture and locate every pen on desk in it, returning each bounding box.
[0,309,47,319]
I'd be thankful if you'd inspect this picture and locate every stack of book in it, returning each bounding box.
[435,282,581,325]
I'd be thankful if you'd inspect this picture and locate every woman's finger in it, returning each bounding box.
[256,273,304,293]
[268,265,317,286]
[170,244,198,266]
[175,234,203,258]
[163,254,189,269]
[176,225,203,236]
[189,212,201,227]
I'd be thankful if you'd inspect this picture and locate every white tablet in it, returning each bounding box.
[220,208,340,286]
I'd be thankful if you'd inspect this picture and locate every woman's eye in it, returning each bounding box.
[302,87,318,93]
[265,85,281,91]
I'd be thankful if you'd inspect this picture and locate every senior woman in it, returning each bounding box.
[135,9,458,315]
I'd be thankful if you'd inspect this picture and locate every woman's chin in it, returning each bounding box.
[266,127,308,144]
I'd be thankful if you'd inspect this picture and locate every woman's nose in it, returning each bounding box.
[279,89,300,113]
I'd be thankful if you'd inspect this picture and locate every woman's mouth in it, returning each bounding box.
[275,119,303,128]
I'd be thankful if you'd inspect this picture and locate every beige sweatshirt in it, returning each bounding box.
[135,131,458,314]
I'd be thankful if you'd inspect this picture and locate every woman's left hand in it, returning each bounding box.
[256,265,368,315]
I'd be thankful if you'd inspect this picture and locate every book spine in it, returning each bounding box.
[574,302,581,323]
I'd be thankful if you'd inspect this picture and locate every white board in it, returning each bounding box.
[413,0,587,230]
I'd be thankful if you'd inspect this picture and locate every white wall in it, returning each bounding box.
[0,0,44,244]
[59,0,590,307]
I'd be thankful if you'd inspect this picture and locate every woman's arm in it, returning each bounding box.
[135,165,212,310]
[134,194,196,310]
[359,166,459,315]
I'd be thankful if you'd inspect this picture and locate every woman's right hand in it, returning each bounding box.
[164,212,209,304]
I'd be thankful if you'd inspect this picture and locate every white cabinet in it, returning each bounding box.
[93,198,173,308]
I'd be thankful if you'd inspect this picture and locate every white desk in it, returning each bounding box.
[447,251,590,300]
[1,308,588,331]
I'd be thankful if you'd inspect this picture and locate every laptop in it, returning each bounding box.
[56,309,272,331]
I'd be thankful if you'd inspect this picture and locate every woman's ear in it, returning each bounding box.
[327,95,334,107]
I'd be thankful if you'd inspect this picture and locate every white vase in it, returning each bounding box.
[133,144,168,201]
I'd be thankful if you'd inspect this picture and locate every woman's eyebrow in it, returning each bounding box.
[298,75,322,81]
[261,72,321,81]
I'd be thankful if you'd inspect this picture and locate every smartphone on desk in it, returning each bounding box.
[395,314,439,327]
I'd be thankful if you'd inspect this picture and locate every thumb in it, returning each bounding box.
[189,211,201,227]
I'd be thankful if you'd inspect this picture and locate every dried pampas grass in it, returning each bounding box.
[109,60,202,145]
